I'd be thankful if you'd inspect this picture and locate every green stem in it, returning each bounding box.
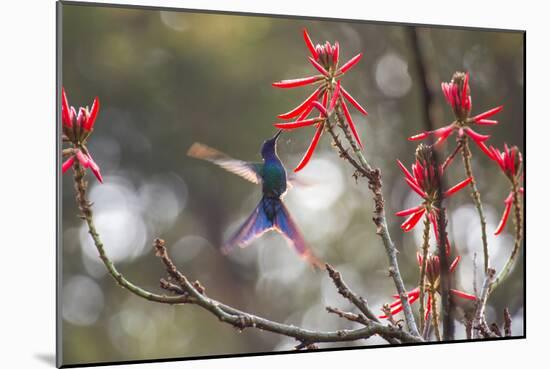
[461,138,489,273]
[491,178,523,291]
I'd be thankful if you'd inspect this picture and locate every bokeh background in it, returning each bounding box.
[60,3,524,366]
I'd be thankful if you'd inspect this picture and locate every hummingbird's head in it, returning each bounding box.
[261,130,282,159]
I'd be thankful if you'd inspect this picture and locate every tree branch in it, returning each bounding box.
[71,166,421,347]
[326,111,421,338]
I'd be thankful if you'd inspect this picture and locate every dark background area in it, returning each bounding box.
[61,3,524,365]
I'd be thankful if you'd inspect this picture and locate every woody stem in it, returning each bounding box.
[419,214,430,332]
[323,103,420,338]
[430,289,441,341]
[461,137,489,274]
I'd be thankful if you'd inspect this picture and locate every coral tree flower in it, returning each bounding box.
[379,252,476,320]
[61,87,103,183]
[409,72,503,158]
[488,144,524,235]
[273,29,368,172]
[396,144,472,234]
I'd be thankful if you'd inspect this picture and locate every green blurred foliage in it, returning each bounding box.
[61,3,524,366]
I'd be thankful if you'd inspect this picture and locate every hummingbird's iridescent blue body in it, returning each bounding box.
[187,131,322,268]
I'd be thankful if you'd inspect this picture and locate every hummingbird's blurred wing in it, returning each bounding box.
[286,174,316,189]
[187,142,262,184]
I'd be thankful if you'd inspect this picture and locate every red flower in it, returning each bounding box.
[396,147,472,234]
[409,72,503,159]
[488,144,524,235]
[61,87,103,183]
[273,29,368,172]
[379,252,476,320]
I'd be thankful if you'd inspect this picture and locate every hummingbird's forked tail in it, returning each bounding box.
[222,197,324,269]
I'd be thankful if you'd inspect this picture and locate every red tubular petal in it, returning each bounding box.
[504,191,514,204]
[329,80,341,112]
[333,41,339,65]
[340,86,368,115]
[434,131,453,146]
[475,119,498,126]
[405,177,427,198]
[444,177,473,198]
[464,128,490,142]
[84,97,100,131]
[272,76,322,88]
[308,56,329,77]
[417,251,423,266]
[461,72,470,108]
[450,289,477,301]
[338,53,362,74]
[294,122,324,172]
[401,208,426,232]
[62,156,75,173]
[441,82,452,106]
[396,159,416,184]
[311,101,328,117]
[473,106,504,122]
[474,140,495,160]
[277,87,322,119]
[408,132,429,141]
[325,41,332,55]
[392,287,420,300]
[434,125,454,138]
[296,102,315,122]
[396,205,424,217]
[340,98,363,148]
[494,200,513,235]
[449,256,461,273]
[274,118,323,130]
[388,304,404,316]
[389,298,403,308]
[302,29,318,59]
[61,87,72,128]
[87,153,104,183]
[76,150,90,168]
[425,295,432,321]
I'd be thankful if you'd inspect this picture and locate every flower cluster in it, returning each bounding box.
[272,29,368,171]
[380,251,476,320]
[61,88,103,183]
[396,144,472,234]
[409,72,503,158]
[488,144,524,235]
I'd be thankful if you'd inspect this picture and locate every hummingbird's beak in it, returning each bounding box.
[273,130,283,142]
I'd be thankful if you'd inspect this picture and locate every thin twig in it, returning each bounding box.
[326,307,369,325]
[325,264,381,323]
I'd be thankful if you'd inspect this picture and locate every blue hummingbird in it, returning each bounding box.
[187,130,323,268]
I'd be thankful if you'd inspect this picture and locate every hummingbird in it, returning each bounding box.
[187,130,323,268]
